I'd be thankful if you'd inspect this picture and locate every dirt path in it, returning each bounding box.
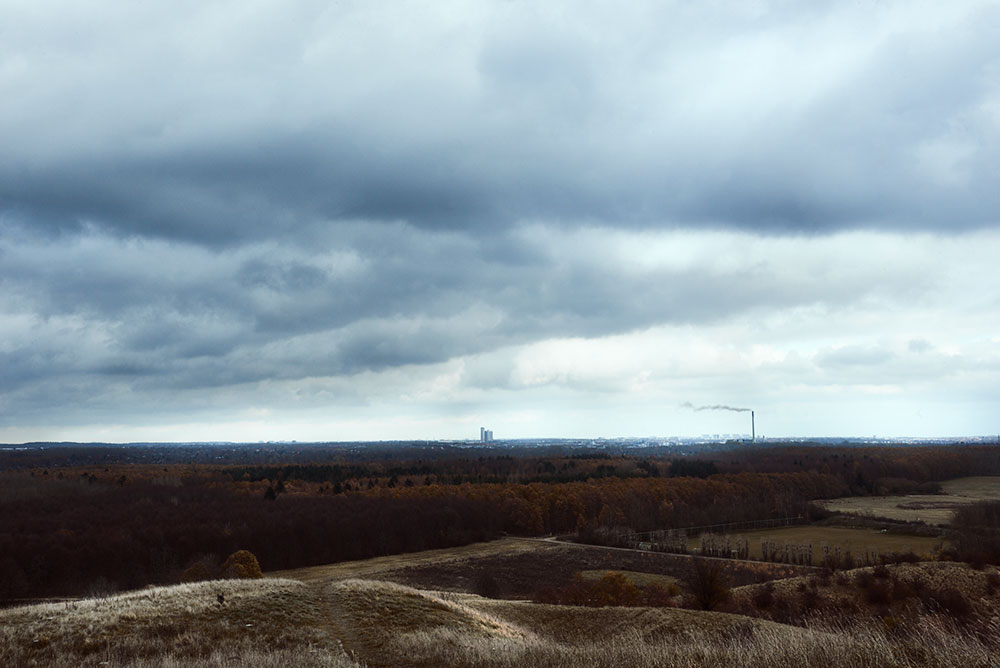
[313,582,368,665]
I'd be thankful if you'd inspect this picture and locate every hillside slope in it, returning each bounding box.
[3,573,999,667]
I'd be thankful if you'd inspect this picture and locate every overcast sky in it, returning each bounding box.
[2,0,999,443]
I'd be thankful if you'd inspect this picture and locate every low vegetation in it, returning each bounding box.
[3,443,1000,665]
[4,571,998,668]
[0,578,357,668]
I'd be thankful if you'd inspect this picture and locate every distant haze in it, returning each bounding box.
[1,1,998,442]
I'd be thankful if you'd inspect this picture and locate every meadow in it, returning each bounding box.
[691,526,944,561]
[817,476,1000,525]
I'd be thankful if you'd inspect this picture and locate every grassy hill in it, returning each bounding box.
[0,578,358,668]
[4,566,999,668]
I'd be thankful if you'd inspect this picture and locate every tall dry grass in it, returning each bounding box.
[0,579,361,668]
[3,572,997,667]
[388,615,999,668]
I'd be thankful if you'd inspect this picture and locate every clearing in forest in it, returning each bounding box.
[817,476,1000,525]
[691,526,943,561]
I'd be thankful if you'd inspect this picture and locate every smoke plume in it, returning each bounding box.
[680,402,751,413]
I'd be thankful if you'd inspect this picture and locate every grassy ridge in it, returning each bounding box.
[4,572,999,667]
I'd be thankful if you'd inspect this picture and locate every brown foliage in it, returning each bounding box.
[533,572,677,608]
[221,550,263,579]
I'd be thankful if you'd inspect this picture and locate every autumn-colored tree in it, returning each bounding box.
[220,550,263,579]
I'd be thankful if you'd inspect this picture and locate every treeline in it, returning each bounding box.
[227,458,666,487]
[0,482,500,602]
[3,444,998,603]
[0,470,841,602]
[203,444,1000,492]
[716,445,1000,493]
[947,500,1000,564]
[7,443,1000,490]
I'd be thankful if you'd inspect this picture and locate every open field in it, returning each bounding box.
[817,476,1000,525]
[275,537,812,598]
[692,526,944,561]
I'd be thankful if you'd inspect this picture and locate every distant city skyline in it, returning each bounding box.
[1,1,998,443]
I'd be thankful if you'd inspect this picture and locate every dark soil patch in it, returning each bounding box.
[383,542,813,599]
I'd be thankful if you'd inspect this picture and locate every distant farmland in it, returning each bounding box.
[817,476,1000,525]
[690,526,943,561]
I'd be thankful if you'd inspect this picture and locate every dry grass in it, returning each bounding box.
[730,561,1000,623]
[4,568,999,667]
[270,537,549,585]
[331,579,535,642]
[0,578,360,668]
[577,570,680,589]
[819,476,1000,525]
[691,526,942,560]
[386,618,1000,668]
[466,597,778,644]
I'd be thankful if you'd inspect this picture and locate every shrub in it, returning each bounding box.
[924,588,973,619]
[806,503,833,522]
[180,554,219,583]
[473,570,501,599]
[84,576,117,599]
[641,582,678,607]
[534,573,675,608]
[865,582,891,606]
[752,582,775,610]
[588,572,640,606]
[220,550,263,579]
[880,551,920,565]
[890,576,917,602]
[799,584,823,611]
[875,478,919,495]
[685,558,731,611]
[985,571,999,595]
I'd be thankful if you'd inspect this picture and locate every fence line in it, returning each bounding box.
[621,515,805,543]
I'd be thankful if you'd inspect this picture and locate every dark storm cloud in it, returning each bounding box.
[1,1,998,246]
[2,1,999,434]
[0,219,929,415]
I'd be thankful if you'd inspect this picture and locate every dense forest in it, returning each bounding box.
[2,443,999,603]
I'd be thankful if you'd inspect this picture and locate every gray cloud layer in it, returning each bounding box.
[2,1,998,437]
[2,1,998,244]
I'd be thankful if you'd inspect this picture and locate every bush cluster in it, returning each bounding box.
[534,572,678,608]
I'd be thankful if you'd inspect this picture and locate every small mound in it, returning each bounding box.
[467,597,794,645]
[0,578,346,667]
[330,579,535,641]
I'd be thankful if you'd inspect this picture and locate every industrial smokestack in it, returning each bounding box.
[751,411,755,443]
